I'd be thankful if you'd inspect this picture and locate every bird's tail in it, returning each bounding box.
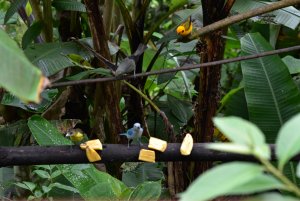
[132,44,147,58]
[119,133,127,136]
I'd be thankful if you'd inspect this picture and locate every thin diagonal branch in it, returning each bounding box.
[191,0,300,39]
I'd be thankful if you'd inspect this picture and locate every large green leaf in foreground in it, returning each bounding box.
[276,113,300,170]
[27,115,129,199]
[0,29,44,103]
[241,33,300,142]
[180,162,265,201]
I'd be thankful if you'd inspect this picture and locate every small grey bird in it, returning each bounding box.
[72,39,147,77]
[115,44,147,77]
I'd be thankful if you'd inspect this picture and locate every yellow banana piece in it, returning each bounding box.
[180,133,193,156]
[86,146,101,162]
[148,137,167,152]
[139,149,155,163]
[79,139,103,162]
[176,16,193,36]
[80,139,103,150]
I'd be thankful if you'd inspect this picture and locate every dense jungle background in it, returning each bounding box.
[1,0,300,200]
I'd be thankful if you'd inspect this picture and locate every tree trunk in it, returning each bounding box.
[193,0,234,177]
[126,0,146,127]
[83,0,123,177]
[166,1,235,196]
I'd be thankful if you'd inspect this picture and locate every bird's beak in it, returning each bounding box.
[66,133,71,137]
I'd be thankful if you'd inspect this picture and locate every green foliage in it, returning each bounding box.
[4,0,26,24]
[180,162,266,201]
[208,117,271,159]
[0,167,14,197]
[0,120,29,146]
[0,29,43,103]
[283,56,300,75]
[122,162,164,187]
[228,174,285,195]
[27,115,128,199]
[276,114,300,171]
[232,0,300,29]
[66,68,112,80]
[0,9,16,25]
[145,0,188,42]
[14,165,79,200]
[24,39,93,77]
[241,33,300,142]
[146,94,193,138]
[181,115,300,201]
[245,193,300,201]
[129,181,162,201]
[52,0,86,12]
[210,117,270,159]
[22,20,43,49]
[27,115,162,200]
[1,0,300,200]
[1,89,58,113]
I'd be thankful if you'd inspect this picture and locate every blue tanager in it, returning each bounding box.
[120,123,143,148]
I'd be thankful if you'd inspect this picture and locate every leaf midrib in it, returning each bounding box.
[248,36,283,125]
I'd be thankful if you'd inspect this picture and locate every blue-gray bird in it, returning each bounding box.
[72,39,147,77]
[119,123,143,148]
[115,44,147,77]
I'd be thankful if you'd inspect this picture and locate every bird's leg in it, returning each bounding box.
[127,139,130,148]
[138,138,143,146]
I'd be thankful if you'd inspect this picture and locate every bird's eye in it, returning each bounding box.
[181,30,184,33]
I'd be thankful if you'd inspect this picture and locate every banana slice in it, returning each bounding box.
[80,139,103,150]
[180,133,193,155]
[148,137,167,152]
[139,149,155,163]
[86,146,101,162]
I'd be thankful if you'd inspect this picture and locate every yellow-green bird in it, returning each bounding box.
[66,128,85,144]
[176,16,193,37]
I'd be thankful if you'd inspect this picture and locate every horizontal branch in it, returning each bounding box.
[50,45,300,88]
[0,143,299,167]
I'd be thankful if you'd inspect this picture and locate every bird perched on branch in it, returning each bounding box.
[119,123,143,148]
[115,44,147,77]
[176,16,193,37]
[66,128,85,144]
[72,38,147,77]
